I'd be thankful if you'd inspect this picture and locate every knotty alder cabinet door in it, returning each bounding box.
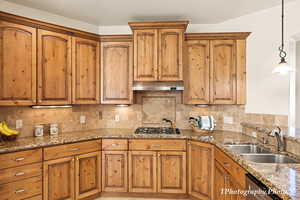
[101,41,133,104]
[183,40,210,104]
[133,29,158,81]
[37,29,72,105]
[128,151,157,193]
[157,151,186,193]
[188,141,214,200]
[102,151,128,192]
[72,37,100,104]
[0,21,37,106]
[158,29,184,81]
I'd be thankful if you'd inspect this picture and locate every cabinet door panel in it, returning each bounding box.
[72,37,100,104]
[214,161,227,200]
[37,29,72,105]
[129,151,157,193]
[102,151,128,192]
[210,40,236,104]
[188,142,213,200]
[157,151,186,194]
[0,21,36,105]
[134,29,158,81]
[75,152,101,199]
[184,40,210,104]
[158,29,183,81]
[101,41,133,104]
[43,157,75,200]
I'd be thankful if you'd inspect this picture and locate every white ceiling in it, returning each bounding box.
[4,0,292,26]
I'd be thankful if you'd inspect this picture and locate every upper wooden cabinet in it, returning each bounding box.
[72,37,100,104]
[184,33,250,105]
[0,21,37,106]
[37,29,72,105]
[129,21,188,82]
[101,36,133,104]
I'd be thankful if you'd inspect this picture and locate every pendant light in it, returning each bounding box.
[272,0,294,75]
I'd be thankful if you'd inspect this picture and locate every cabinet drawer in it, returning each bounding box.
[44,140,101,160]
[0,176,42,200]
[102,139,128,150]
[0,163,42,185]
[215,147,246,188]
[0,149,42,170]
[129,139,186,151]
[25,195,42,200]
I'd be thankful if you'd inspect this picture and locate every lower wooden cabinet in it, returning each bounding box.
[214,161,227,200]
[157,151,186,194]
[43,157,75,200]
[128,151,157,193]
[43,152,101,200]
[102,151,128,192]
[188,141,213,200]
[75,152,101,199]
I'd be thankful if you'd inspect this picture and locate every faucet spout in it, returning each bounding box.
[268,126,285,152]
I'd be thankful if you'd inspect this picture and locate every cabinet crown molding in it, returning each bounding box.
[129,21,189,30]
[185,32,251,40]
[100,34,133,42]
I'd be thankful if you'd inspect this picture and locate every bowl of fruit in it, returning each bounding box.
[0,122,19,141]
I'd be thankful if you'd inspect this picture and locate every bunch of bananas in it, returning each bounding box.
[0,122,19,136]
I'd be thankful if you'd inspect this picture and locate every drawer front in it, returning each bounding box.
[25,195,43,200]
[0,163,42,185]
[102,139,128,150]
[44,140,101,160]
[215,147,246,188]
[0,149,42,170]
[0,176,42,200]
[129,139,186,151]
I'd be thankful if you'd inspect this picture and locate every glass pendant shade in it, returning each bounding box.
[272,57,294,75]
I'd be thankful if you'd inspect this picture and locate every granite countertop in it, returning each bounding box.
[0,128,299,200]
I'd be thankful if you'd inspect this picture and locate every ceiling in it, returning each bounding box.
[4,0,291,26]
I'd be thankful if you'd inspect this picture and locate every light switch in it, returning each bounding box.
[223,116,233,124]
[80,115,86,124]
[115,115,120,121]
[16,120,23,129]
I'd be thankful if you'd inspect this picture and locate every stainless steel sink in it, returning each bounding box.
[240,154,300,164]
[224,144,271,154]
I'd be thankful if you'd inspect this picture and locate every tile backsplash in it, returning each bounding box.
[0,92,288,138]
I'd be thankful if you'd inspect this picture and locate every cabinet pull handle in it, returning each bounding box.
[15,189,25,193]
[14,157,25,162]
[15,172,25,176]
[111,144,118,147]
[223,162,230,167]
[69,148,80,151]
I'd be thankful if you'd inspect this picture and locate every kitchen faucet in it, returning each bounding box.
[268,126,285,152]
[162,118,175,129]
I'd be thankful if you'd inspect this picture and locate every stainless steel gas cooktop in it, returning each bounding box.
[134,127,181,135]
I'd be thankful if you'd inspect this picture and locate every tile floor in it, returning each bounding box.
[96,198,189,200]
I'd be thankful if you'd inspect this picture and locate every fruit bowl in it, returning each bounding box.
[0,134,18,141]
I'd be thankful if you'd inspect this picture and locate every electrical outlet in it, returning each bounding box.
[80,115,86,124]
[115,115,120,121]
[223,116,233,124]
[252,131,257,138]
[16,120,23,129]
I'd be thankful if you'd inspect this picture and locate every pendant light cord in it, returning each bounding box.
[279,0,287,59]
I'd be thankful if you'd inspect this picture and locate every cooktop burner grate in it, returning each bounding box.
[135,127,181,135]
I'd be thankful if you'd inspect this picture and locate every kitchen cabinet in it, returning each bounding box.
[184,40,210,104]
[133,29,158,81]
[37,29,72,105]
[157,151,186,193]
[214,160,227,200]
[128,151,157,193]
[75,152,101,199]
[184,33,249,105]
[72,37,100,104]
[129,21,188,81]
[101,38,133,104]
[158,29,184,81]
[188,141,213,200]
[0,21,37,106]
[102,151,128,192]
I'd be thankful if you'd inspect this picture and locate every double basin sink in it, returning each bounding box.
[224,144,300,164]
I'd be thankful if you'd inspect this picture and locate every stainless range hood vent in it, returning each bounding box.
[133,81,184,91]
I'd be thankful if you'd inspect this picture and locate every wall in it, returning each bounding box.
[296,41,300,129]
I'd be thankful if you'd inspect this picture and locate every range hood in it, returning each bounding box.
[133,82,184,91]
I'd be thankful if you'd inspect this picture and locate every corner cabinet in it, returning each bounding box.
[129,21,188,81]
[184,33,250,105]
[101,36,133,104]
[0,21,37,106]
[37,29,72,105]
[72,37,100,104]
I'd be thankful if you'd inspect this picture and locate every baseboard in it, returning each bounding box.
[99,192,189,199]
